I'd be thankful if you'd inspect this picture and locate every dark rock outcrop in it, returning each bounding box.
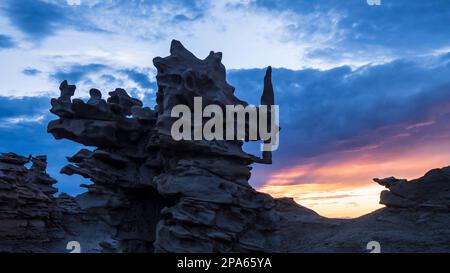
[48,79,164,252]
[44,40,292,253]
[374,167,450,210]
[0,153,63,252]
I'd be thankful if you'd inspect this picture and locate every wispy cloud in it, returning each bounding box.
[22,68,42,76]
[50,63,108,83]
[0,96,48,127]
[0,114,45,127]
[49,62,156,100]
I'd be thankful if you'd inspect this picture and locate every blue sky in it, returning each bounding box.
[1,0,449,217]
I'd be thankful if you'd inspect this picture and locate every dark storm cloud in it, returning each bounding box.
[0,0,105,40]
[229,53,450,163]
[2,0,67,40]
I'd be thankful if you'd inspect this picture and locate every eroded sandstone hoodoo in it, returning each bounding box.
[45,40,290,252]
[48,79,165,252]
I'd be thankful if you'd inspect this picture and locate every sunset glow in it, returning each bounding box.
[260,183,384,218]
[259,137,450,218]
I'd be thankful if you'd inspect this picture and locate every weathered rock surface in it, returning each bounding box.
[374,167,450,210]
[1,40,450,253]
[0,153,63,252]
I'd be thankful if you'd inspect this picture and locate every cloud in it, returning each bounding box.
[0,34,15,48]
[1,0,66,40]
[0,96,47,129]
[51,63,108,83]
[49,63,156,101]
[120,68,154,90]
[0,0,350,69]
[2,0,449,72]
[0,96,49,118]
[0,114,45,127]
[301,194,358,201]
[0,0,104,40]
[252,0,450,60]
[231,53,450,162]
[22,68,42,76]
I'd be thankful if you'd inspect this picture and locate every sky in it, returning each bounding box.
[0,0,450,218]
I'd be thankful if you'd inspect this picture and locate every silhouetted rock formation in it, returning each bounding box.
[45,40,290,253]
[0,153,63,252]
[1,41,450,253]
[374,167,450,210]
